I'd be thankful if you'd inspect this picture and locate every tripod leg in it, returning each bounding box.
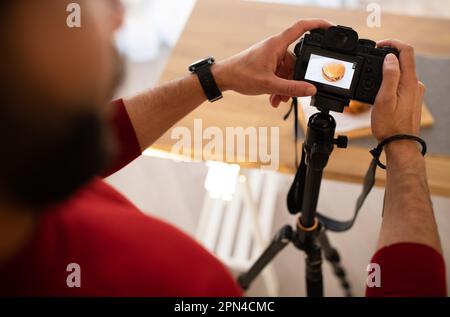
[237,225,293,291]
[318,230,352,297]
[304,243,323,297]
[293,223,324,297]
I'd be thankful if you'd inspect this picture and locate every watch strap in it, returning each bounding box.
[195,64,223,102]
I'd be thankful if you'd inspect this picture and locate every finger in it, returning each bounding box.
[271,94,290,105]
[281,95,291,103]
[415,82,425,131]
[377,39,417,86]
[282,50,297,72]
[275,51,296,81]
[278,19,335,46]
[375,53,401,106]
[266,75,317,97]
[270,94,282,108]
[276,60,293,80]
[418,81,426,98]
[416,81,426,111]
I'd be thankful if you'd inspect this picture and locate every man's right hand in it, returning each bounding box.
[371,40,425,145]
[371,41,442,258]
[365,45,444,297]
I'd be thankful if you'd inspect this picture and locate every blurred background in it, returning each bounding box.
[108,0,450,296]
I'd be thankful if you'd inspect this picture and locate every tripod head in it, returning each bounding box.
[311,92,350,113]
[304,112,339,169]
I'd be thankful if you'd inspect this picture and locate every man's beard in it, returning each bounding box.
[0,48,125,209]
[0,109,117,209]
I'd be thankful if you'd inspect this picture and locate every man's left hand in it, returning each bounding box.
[213,19,334,107]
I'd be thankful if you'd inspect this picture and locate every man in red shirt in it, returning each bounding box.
[0,0,446,296]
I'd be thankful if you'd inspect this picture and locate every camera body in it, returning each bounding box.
[293,25,399,113]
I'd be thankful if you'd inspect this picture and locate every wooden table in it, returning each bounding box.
[152,0,450,197]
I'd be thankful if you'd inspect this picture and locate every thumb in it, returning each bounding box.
[265,76,317,97]
[377,53,400,104]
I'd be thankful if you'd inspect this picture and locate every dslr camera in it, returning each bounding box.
[293,25,399,113]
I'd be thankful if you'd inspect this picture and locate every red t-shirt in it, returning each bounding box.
[0,100,446,297]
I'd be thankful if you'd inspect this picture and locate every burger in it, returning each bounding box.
[322,62,346,82]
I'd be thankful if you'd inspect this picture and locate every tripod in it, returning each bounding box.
[238,109,352,297]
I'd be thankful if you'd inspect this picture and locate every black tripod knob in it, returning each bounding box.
[333,135,348,148]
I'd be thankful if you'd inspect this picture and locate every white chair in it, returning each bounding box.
[196,165,282,296]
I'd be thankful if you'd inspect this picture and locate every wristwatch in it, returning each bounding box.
[189,56,223,102]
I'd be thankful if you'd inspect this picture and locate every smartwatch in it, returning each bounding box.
[189,56,223,102]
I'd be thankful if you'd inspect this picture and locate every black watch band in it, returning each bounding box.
[189,57,223,102]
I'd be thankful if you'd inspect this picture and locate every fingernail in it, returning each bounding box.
[385,53,397,64]
[306,86,316,96]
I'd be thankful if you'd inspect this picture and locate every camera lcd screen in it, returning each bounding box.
[304,54,357,90]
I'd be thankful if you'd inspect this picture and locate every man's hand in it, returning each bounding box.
[214,19,334,107]
[371,40,426,144]
[369,41,442,255]
[124,19,334,151]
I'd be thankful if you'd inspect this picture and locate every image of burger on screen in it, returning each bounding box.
[305,54,356,89]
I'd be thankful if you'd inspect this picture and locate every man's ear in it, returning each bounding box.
[111,0,125,31]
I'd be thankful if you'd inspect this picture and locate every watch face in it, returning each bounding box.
[189,56,215,72]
